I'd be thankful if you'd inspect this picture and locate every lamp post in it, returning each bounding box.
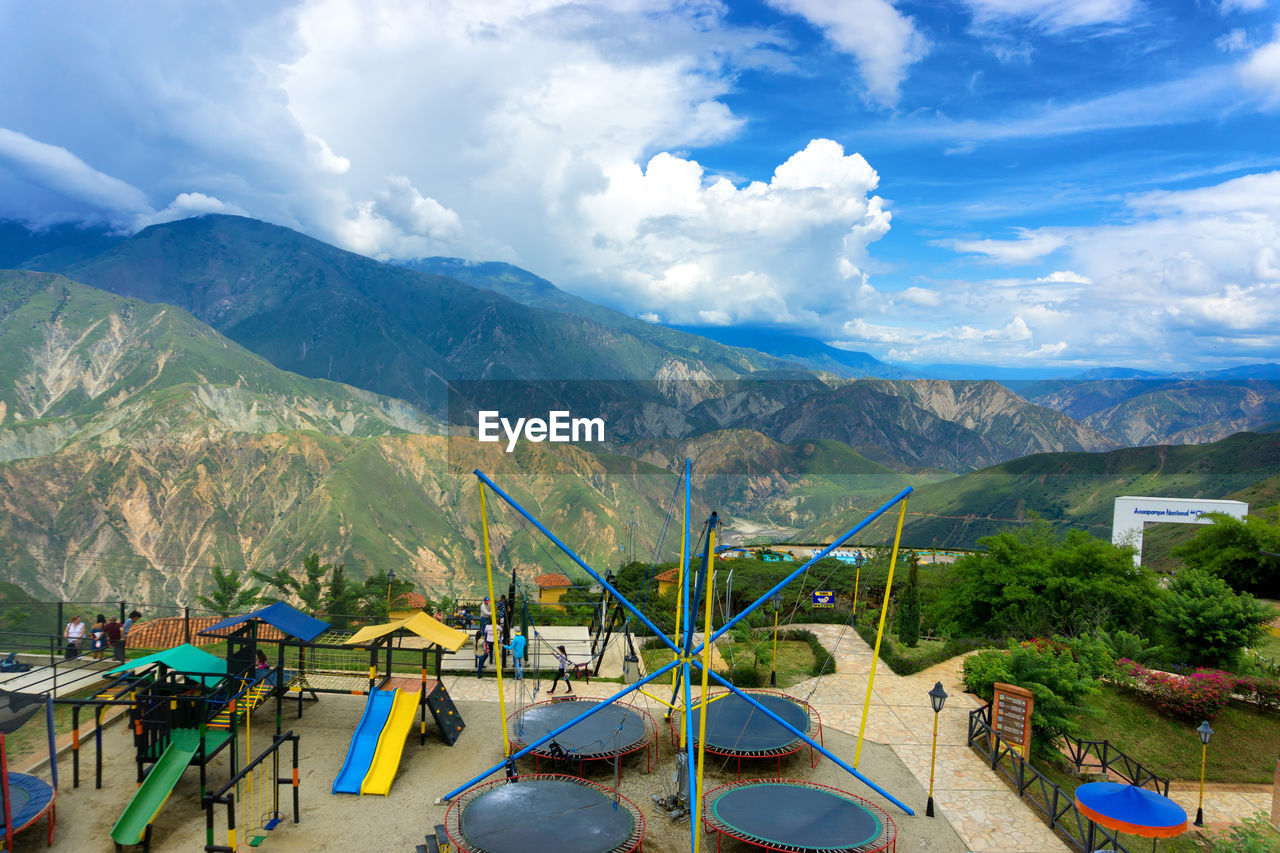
[926,680,948,817]
[769,593,783,687]
[386,568,396,616]
[1194,720,1213,826]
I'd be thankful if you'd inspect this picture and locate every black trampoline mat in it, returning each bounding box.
[515,701,647,757]
[711,783,881,850]
[461,779,635,853]
[701,693,808,754]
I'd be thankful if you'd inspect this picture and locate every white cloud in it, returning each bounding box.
[938,229,1069,263]
[766,0,928,106]
[137,192,247,228]
[1220,0,1267,12]
[1240,32,1280,102]
[962,0,1140,31]
[0,127,151,226]
[573,138,891,325]
[1217,28,1249,52]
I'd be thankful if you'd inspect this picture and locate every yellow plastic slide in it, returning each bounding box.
[360,688,421,795]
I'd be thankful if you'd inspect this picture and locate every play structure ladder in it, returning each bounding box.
[206,681,273,730]
[424,681,465,746]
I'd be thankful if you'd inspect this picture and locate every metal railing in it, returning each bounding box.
[1062,737,1170,795]
[967,702,1131,853]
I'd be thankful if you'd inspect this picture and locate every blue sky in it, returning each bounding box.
[1,0,1278,372]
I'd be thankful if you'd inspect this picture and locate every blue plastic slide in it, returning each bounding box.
[332,689,395,794]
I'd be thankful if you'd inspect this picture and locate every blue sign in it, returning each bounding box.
[811,591,834,608]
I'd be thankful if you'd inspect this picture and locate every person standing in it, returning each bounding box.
[503,628,527,680]
[64,615,86,660]
[121,609,141,656]
[104,614,124,661]
[474,627,488,677]
[480,597,491,623]
[548,644,573,694]
[90,614,107,660]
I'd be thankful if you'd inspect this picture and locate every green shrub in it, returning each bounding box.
[777,628,837,678]
[962,639,1104,752]
[721,660,764,688]
[896,555,921,648]
[1156,569,1271,670]
[1206,812,1280,853]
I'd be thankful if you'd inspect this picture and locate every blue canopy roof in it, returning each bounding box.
[199,601,330,643]
[1074,782,1187,838]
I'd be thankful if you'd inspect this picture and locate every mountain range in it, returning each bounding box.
[1,214,1276,603]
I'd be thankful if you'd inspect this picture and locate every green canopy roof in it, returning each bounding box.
[108,643,227,687]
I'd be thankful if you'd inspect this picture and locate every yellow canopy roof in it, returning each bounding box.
[343,611,469,651]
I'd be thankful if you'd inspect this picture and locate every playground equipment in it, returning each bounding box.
[507,697,656,776]
[671,689,822,780]
[440,462,914,853]
[202,730,299,853]
[444,774,644,853]
[0,689,57,849]
[332,612,468,796]
[700,778,897,853]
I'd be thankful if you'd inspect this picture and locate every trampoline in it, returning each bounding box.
[0,771,56,847]
[702,779,895,853]
[674,690,822,779]
[508,698,656,774]
[445,774,644,853]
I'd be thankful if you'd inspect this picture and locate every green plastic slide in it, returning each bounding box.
[110,729,210,846]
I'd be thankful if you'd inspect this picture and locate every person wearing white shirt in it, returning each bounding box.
[64,615,86,660]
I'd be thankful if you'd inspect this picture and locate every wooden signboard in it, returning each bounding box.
[991,682,1034,758]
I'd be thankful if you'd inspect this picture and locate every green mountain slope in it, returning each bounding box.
[0,270,430,460]
[796,431,1280,548]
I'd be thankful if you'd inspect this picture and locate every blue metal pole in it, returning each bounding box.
[704,668,915,814]
[440,657,681,802]
[475,469,682,656]
[684,659,697,851]
[682,459,694,653]
[691,487,912,656]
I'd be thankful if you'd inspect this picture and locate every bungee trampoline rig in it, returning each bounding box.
[437,459,917,853]
[671,689,822,781]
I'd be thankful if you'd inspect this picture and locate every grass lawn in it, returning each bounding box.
[639,637,816,690]
[1068,686,1280,784]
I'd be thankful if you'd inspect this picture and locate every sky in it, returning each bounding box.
[1,0,1279,372]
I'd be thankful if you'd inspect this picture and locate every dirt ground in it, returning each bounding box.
[22,693,969,852]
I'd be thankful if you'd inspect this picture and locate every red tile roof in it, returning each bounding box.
[534,572,572,589]
[127,616,288,651]
[397,592,427,609]
[655,568,678,583]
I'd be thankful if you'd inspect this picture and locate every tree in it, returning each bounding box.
[1156,568,1271,669]
[252,553,330,613]
[1172,510,1280,596]
[197,566,262,618]
[943,521,1156,640]
[896,553,921,648]
[360,569,416,620]
[321,564,361,629]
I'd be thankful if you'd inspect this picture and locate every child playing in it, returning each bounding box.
[548,644,573,694]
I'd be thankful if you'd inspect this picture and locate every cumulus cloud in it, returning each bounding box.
[573,138,891,325]
[766,0,929,106]
[136,192,247,229]
[1220,0,1267,12]
[938,229,1070,263]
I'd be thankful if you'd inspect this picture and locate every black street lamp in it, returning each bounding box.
[386,568,397,615]
[927,681,948,817]
[1194,720,1213,826]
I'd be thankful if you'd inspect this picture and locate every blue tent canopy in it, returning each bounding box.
[1074,782,1187,839]
[199,601,330,643]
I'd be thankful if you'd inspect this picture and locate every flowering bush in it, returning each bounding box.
[1234,675,1280,713]
[1113,660,1237,720]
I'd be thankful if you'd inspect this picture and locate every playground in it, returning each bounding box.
[3,464,1271,853]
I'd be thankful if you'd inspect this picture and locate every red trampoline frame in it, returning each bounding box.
[669,689,823,780]
[701,778,896,853]
[507,697,657,776]
[444,773,645,853]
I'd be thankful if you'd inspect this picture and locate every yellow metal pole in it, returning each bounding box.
[854,499,907,768]
[478,481,509,754]
[853,563,861,615]
[692,522,717,853]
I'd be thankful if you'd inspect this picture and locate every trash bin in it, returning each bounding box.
[622,653,640,684]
